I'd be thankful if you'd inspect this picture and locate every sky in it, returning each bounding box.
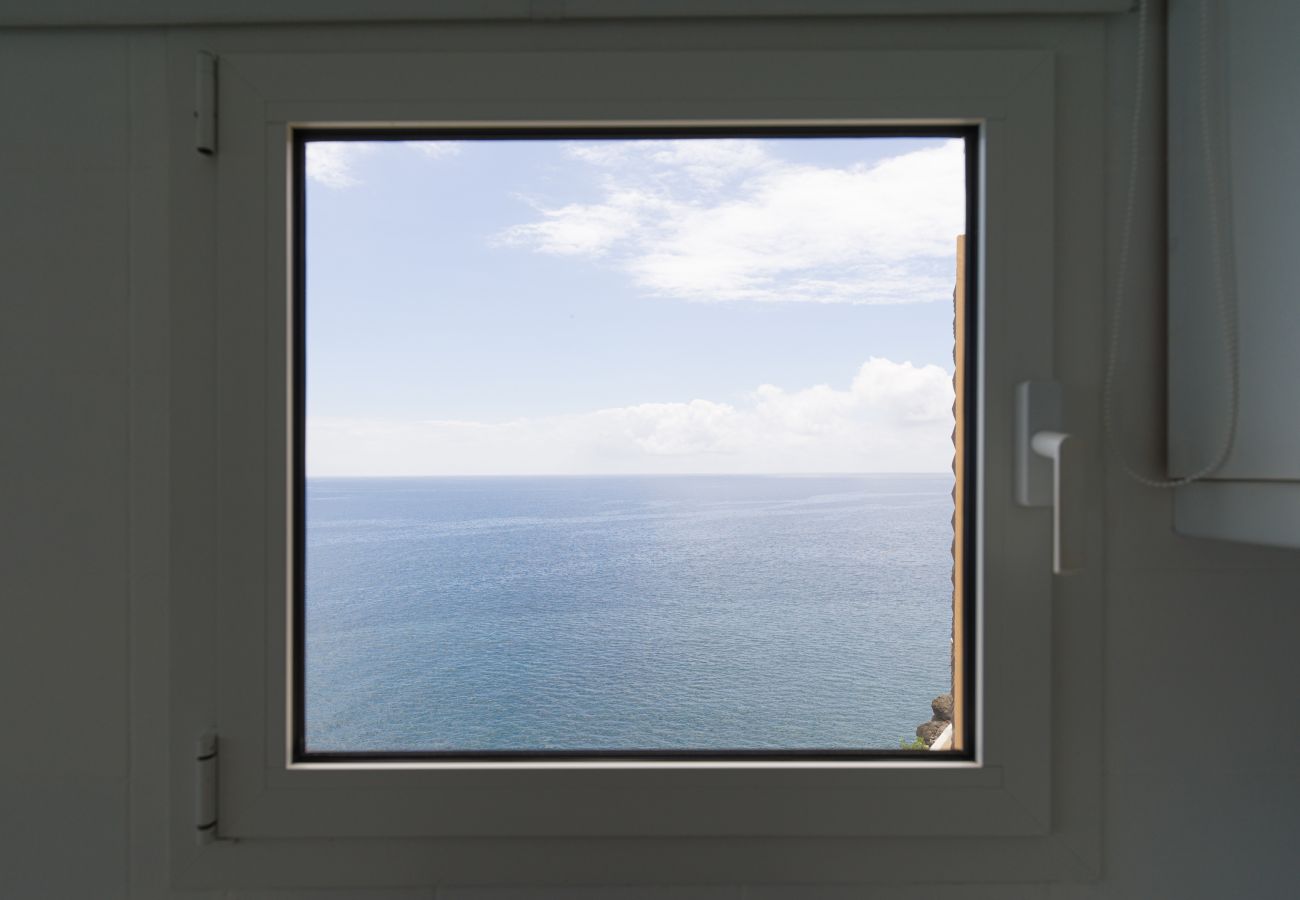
[304,136,965,476]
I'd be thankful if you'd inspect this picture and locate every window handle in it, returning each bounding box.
[1031,430,1084,575]
[1016,382,1084,575]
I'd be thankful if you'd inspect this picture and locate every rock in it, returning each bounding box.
[916,719,947,746]
[931,693,954,722]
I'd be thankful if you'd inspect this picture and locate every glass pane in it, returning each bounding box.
[299,133,969,756]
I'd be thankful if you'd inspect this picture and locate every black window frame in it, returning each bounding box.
[290,124,980,764]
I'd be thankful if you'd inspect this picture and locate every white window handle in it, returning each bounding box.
[1030,430,1084,574]
[1016,382,1084,575]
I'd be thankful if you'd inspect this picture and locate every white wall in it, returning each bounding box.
[2,5,1299,898]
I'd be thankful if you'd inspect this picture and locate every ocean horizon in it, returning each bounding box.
[304,473,955,753]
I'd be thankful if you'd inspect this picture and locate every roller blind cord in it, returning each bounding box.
[1103,0,1239,488]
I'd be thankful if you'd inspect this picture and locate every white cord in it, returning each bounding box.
[1103,0,1239,489]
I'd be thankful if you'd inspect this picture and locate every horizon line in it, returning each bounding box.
[304,471,955,479]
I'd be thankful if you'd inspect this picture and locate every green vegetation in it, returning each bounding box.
[898,735,928,751]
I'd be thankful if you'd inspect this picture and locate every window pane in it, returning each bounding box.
[298,133,969,756]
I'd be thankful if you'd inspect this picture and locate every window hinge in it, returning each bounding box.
[195,731,219,844]
[195,51,217,155]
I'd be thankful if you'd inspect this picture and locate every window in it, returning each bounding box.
[167,23,1104,888]
[295,129,976,761]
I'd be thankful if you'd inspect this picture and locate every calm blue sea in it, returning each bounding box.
[304,474,955,752]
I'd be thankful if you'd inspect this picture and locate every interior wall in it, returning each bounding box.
[1094,4,1300,898]
[0,29,134,900]
[1,5,1298,899]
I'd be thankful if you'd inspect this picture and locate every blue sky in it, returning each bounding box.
[305,136,964,475]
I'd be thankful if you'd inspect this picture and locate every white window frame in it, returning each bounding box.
[166,17,1106,889]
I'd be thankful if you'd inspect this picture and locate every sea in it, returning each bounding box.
[304,474,955,753]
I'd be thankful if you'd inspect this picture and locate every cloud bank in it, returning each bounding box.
[497,139,965,305]
[308,357,955,476]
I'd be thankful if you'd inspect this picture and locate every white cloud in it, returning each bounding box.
[496,188,670,256]
[499,139,965,304]
[406,141,463,161]
[308,357,955,476]
[306,143,372,189]
[567,139,772,189]
[306,140,461,189]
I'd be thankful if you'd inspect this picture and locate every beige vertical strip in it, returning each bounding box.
[951,234,966,752]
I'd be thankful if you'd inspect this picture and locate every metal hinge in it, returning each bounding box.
[195,732,219,844]
[195,52,217,155]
